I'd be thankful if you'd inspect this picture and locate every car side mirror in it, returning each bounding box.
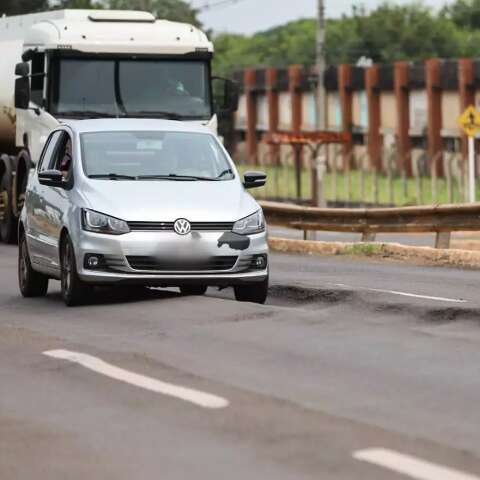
[38,169,64,187]
[15,77,30,109]
[15,62,30,77]
[212,77,239,115]
[244,171,267,189]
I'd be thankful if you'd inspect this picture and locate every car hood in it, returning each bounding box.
[78,179,259,222]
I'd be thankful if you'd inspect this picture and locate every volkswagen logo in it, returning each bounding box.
[174,218,191,235]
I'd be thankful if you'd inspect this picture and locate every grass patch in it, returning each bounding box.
[236,164,472,206]
[343,243,384,256]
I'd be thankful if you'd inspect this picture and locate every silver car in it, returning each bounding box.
[18,119,269,306]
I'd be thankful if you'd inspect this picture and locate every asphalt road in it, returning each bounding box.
[2,243,480,479]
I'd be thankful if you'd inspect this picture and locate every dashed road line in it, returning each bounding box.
[353,448,480,480]
[43,349,229,409]
[334,283,467,304]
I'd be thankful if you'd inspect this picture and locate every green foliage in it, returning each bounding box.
[213,1,480,76]
[1,0,48,15]
[442,0,480,30]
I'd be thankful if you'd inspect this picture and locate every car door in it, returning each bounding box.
[37,131,74,271]
[26,130,64,268]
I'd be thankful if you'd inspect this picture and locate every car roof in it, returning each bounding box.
[61,118,214,135]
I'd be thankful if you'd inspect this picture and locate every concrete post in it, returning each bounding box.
[244,69,258,165]
[338,64,353,170]
[394,62,412,177]
[426,59,443,177]
[366,65,382,171]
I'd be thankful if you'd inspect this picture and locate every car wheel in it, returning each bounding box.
[234,277,269,304]
[61,235,92,307]
[18,233,49,297]
[180,285,208,296]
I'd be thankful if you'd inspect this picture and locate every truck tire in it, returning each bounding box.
[0,155,18,244]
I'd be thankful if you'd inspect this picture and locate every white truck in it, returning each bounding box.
[0,9,238,243]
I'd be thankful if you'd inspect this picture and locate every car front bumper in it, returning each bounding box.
[75,229,268,286]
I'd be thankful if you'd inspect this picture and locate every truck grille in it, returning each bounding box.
[127,221,234,232]
[126,256,238,272]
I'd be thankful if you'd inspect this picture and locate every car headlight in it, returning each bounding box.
[82,209,130,235]
[232,210,265,235]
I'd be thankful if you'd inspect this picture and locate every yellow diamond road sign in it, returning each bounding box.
[458,105,480,137]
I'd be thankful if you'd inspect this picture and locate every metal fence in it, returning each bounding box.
[235,144,472,207]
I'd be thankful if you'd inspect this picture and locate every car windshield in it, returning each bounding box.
[80,131,235,181]
[51,58,212,120]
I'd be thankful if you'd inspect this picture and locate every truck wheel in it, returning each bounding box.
[180,285,208,296]
[234,277,269,304]
[60,234,93,307]
[0,157,17,244]
[18,233,49,297]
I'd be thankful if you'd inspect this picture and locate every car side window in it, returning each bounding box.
[51,133,73,180]
[38,131,63,173]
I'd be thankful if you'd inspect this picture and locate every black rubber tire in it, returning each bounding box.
[234,277,269,304]
[18,233,49,297]
[60,235,93,307]
[0,157,18,244]
[180,285,208,296]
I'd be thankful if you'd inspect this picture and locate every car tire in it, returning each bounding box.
[234,277,269,304]
[180,285,208,296]
[61,234,93,307]
[18,233,49,297]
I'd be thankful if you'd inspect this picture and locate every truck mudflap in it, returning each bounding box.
[0,154,18,244]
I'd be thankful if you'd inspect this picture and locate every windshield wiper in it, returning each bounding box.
[137,174,217,181]
[216,169,234,179]
[126,111,184,120]
[59,111,122,118]
[88,173,137,180]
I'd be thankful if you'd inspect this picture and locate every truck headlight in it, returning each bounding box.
[232,210,265,235]
[82,209,130,235]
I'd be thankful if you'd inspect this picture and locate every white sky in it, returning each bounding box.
[190,0,450,34]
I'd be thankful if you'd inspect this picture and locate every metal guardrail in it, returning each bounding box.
[260,200,480,249]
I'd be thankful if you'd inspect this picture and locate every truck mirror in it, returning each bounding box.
[212,77,239,115]
[15,77,30,110]
[15,62,30,77]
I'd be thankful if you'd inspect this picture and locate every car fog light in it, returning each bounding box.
[253,255,267,269]
[88,256,100,268]
[84,254,105,270]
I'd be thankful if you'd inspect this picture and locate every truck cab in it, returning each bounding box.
[0,9,238,242]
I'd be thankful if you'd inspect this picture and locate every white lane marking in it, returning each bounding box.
[353,449,480,480]
[334,283,467,304]
[43,349,229,409]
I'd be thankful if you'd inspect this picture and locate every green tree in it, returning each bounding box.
[1,0,48,15]
[54,0,104,7]
[442,0,480,30]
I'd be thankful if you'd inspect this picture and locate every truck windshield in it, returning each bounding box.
[50,58,212,120]
[80,130,235,181]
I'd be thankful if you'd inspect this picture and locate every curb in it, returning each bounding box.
[268,237,480,269]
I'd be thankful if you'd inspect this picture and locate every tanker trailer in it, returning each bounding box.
[0,9,238,243]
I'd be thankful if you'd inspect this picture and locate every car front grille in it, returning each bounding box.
[126,255,238,272]
[127,221,234,232]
